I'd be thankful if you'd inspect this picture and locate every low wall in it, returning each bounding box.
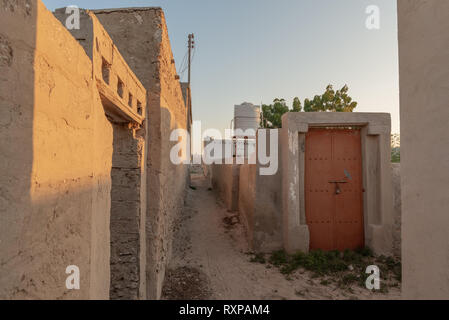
[211,163,240,212]
[238,129,283,252]
[238,164,256,244]
[252,165,283,252]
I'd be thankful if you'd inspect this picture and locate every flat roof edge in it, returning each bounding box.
[91,7,162,13]
[53,7,162,13]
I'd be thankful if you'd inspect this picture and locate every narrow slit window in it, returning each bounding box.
[117,77,124,98]
[128,93,133,108]
[102,58,110,85]
[137,101,142,115]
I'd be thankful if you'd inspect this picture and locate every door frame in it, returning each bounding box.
[280,112,394,255]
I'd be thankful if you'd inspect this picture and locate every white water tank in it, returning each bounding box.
[234,102,260,138]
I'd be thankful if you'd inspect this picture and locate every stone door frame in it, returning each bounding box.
[280,112,394,255]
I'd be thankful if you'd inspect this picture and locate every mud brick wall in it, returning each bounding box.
[109,124,145,299]
[94,8,189,299]
[53,7,148,300]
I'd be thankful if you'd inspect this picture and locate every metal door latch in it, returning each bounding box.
[329,180,348,195]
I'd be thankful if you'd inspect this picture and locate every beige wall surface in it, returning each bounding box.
[398,0,449,299]
[0,3,187,300]
[391,163,401,258]
[0,0,113,299]
[238,130,283,252]
[94,8,189,300]
[211,163,241,212]
[238,164,257,246]
[253,130,283,252]
[53,9,148,300]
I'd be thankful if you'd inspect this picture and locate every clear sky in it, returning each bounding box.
[43,0,399,134]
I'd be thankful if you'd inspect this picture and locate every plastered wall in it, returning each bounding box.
[53,8,148,300]
[398,0,449,299]
[391,163,401,258]
[211,163,241,212]
[0,0,112,299]
[238,164,257,245]
[238,130,283,252]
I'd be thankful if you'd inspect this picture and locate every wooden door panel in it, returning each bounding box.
[305,129,334,251]
[305,128,364,251]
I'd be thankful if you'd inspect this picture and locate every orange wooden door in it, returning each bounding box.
[305,128,364,251]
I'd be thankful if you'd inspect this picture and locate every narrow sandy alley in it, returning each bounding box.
[162,169,400,300]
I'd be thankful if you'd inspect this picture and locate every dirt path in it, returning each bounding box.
[162,170,401,300]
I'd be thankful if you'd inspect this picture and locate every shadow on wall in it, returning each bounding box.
[93,8,191,299]
[1,0,114,299]
[110,122,145,300]
[0,0,37,299]
[0,2,189,300]
[146,106,189,299]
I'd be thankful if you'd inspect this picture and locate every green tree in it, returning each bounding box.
[292,97,302,112]
[305,84,357,112]
[261,98,289,129]
[260,84,358,128]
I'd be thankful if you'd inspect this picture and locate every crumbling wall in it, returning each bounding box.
[109,124,145,299]
[93,8,189,299]
[0,0,113,299]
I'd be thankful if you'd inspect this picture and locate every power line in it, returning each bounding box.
[178,50,188,78]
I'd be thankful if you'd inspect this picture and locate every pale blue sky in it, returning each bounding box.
[43,0,399,134]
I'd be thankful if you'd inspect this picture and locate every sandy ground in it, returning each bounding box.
[162,169,401,300]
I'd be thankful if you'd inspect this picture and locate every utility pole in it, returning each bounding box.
[188,33,195,86]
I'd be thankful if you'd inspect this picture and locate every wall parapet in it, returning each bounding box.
[54,9,147,126]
